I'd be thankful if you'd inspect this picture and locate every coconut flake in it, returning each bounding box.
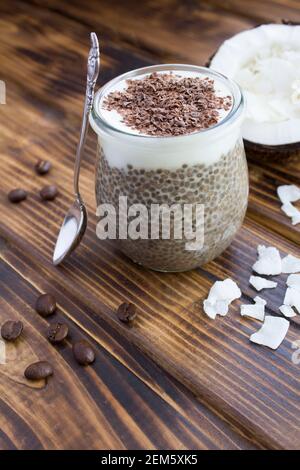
[277,184,300,204]
[282,254,300,273]
[249,275,277,291]
[287,273,300,288]
[278,185,300,225]
[250,316,289,350]
[291,212,300,226]
[252,245,282,275]
[203,278,241,320]
[240,296,266,321]
[281,202,300,226]
[279,304,296,318]
[283,286,300,313]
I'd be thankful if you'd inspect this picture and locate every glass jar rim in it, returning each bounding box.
[91,63,244,140]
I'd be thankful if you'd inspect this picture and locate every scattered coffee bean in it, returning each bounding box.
[39,185,58,201]
[73,340,95,366]
[47,322,68,344]
[24,361,53,381]
[35,159,51,175]
[8,188,27,203]
[116,302,137,323]
[1,320,23,341]
[35,293,56,317]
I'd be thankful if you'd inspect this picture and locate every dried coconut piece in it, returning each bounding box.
[250,316,289,350]
[240,296,266,321]
[281,254,300,273]
[249,275,277,291]
[277,184,300,204]
[287,273,300,288]
[252,245,282,275]
[283,286,300,313]
[279,305,296,318]
[281,202,300,225]
[291,212,300,226]
[203,278,241,320]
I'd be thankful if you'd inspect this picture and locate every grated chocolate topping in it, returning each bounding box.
[103,72,232,136]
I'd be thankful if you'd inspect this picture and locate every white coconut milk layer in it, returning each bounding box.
[90,66,244,170]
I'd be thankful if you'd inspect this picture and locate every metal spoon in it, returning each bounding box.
[53,32,100,266]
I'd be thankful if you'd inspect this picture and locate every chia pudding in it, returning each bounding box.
[90,64,248,272]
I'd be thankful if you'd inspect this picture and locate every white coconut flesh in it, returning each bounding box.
[287,273,300,288]
[282,254,300,273]
[279,304,296,318]
[240,296,266,321]
[249,275,277,291]
[277,185,300,225]
[250,316,289,350]
[283,286,300,313]
[203,278,241,320]
[252,245,282,276]
[210,24,300,146]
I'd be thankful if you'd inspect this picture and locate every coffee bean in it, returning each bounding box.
[73,340,95,366]
[39,185,58,201]
[8,189,27,203]
[1,320,23,341]
[24,361,53,381]
[35,159,51,175]
[47,322,68,344]
[116,302,137,323]
[35,293,56,317]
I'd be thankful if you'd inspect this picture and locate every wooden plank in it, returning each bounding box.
[25,0,256,63]
[0,249,256,450]
[0,0,299,449]
[205,0,300,23]
[1,114,299,448]
[1,193,299,450]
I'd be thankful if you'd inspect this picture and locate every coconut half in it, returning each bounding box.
[210,24,300,160]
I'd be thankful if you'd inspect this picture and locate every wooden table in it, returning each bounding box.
[0,0,299,450]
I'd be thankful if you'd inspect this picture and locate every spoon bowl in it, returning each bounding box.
[53,199,87,265]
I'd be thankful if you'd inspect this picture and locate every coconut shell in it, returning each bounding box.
[244,139,300,163]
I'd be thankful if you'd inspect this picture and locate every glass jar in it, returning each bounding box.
[90,64,248,272]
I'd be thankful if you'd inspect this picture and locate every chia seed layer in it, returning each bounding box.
[95,140,248,272]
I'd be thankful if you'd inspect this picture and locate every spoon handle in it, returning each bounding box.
[74,32,100,198]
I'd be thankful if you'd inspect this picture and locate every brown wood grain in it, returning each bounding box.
[1,246,258,450]
[203,0,300,23]
[26,0,256,63]
[0,0,299,450]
